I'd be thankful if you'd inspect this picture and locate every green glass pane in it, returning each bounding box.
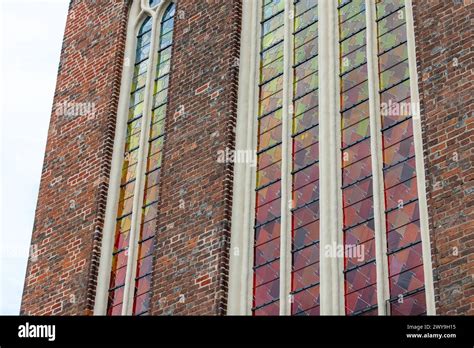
[379,60,409,90]
[261,75,283,99]
[294,7,318,32]
[339,0,365,22]
[263,12,284,36]
[340,10,365,41]
[341,45,366,74]
[341,29,366,56]
[129,88,145,107]
[127,117,142,137]
[376,0,405,18]
[263,0,285,21]
[294,38,318,65]
[153,89,168,108]
[378,25,407,54]
[154,75,169,94]
[262,25,284,51]
[295,0,318,17]
[158,46,172,63]
[262,42,283,66]
[378,7,406,37]
[379,42,408,72]
[261,57,283,83]
[128,102,144,120]
[149,136,165,155]
[295,22,318,48]
[295,56,318,82]
[131,72,147,91]
[152,104,167,123]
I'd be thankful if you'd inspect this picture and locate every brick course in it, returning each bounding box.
[413,0,473,315]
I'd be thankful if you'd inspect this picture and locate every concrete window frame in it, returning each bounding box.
[229,0,435,316]
[94,0,176,316]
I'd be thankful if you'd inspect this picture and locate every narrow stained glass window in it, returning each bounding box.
[133,3,175,316]
[376,0,426,316]
[106,1,176,316]
[107,16,153,316]
[252,0,285,316]
[291,0,320,316]
[339,0,378,316]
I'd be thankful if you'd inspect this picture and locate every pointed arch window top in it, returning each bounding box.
[163,3,176,21]
[149,0,162,8]
[139,16,152,36]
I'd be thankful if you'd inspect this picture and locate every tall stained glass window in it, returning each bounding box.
[376,0,426,316]
[233,0,433,316]
[104,1,176,316]
[291,0,320,316]
[338,0,378,316]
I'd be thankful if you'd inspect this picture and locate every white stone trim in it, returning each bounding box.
[227,0,260,315]
[405,0,436,315]
[280,0,293,316]
[365,0,390,315]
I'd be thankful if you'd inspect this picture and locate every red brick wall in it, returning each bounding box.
[21,0,242,316]
[21,0,130,315]
[413,0,474,315]
[148,0,241,315]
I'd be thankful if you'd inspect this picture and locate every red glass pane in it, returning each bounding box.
[389,264,424,297]
[255,259,280,287]
[343,196,374,228]
[256,180,281,207]
[342,156,372,186]
[294,142,319,171]
[293,219,319,250]
[293,200,319,229]
[292,284,319,314]
[254,278,280,308]
[388,242,423,276]
[135,274,151,296]
[345,283,377,315]
[133,291,151,315]
[343,176,373,207]
[342,138,371,167]
[255,219,281,246]
[293,243,319,270]
[293,163,319,190]
[254,300,279,316]
[293,262,319,290]
[293,180,319,208]
[345,261,377,294]
[385,176,418,210]
[390,290,426,315]
[255,237,280,266]
[386,200,419,232]
[386,220,421,253]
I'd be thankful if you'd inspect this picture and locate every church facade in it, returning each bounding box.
[21,0,473,316]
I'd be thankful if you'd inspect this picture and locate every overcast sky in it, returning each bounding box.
[0,0,69,315]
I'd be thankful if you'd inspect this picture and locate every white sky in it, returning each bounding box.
[0,0,69,314]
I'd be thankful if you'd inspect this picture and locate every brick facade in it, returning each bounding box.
[21,0,472,316]
[413,0,473,315]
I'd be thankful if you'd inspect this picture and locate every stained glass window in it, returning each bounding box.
[338,0,378,316]
[291,0,320,316]
[106,2,176,316]
[241,0,431,316]
[252,0,285,316]
[376,0,426,316]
